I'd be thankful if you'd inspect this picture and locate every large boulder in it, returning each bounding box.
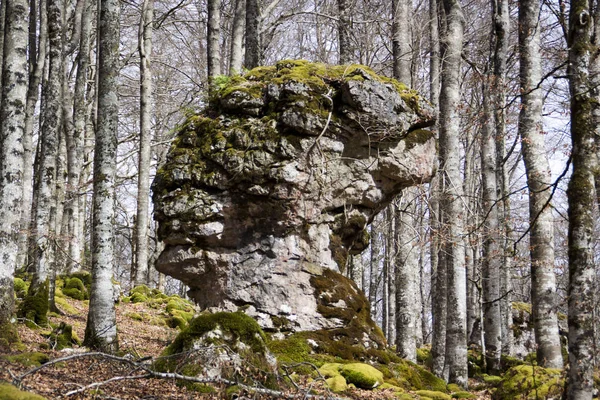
[152,60,436,343]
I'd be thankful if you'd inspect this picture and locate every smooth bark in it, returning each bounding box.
[518,0,563,369]
[132,0,154,287]
[439,0,467,386]
[207,0,221,79]
[566,0,597,396]
[229,0,245,75]
[244,0,260,68]
[84,0,120,353]
[337,0,352,64]
[0,0,29,325]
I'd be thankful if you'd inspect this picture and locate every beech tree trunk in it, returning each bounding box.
[16,0,47,271]
[244,0,260,69]
[481,81,502,372]
[566,0,597,396]
[518,0,563,369]
[132,0,154,288]
[0,0,29,326]
[207,0,221,79]
[392,0,411,85]
[395,193,420,362]
[84,0,120,353]
[439,0,467,387]
[337,0,352,64]
[29,0,63,308]
[229,0,245,75]
[66,0,92,273]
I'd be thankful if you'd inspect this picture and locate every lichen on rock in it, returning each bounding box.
[153,59,436,345]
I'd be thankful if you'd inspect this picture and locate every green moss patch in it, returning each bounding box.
[48,322,80,350]
[452,391,477,399]
[4,352,49,367]
[391,359,448,392]
[0,323,21,351]
[62,277,88,300]
[416,390,452,400]
[326,375,347,393]
[18,280,49,327]
[0,383,46,400]
[339,363,384,389]
[493,365,563,400]
[13,278,29,299]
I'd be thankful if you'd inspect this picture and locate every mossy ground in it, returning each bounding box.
[0,383,46,400]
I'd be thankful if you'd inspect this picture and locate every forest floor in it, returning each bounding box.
[0,292,494,400]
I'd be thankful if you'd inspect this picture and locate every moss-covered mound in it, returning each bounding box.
[389,359,448,392]
[18,280,49,327]
[0,322,21,352]
[0,383,46,400]
[493,365,563,400]
[155,312,277,388]
[62,277,88,300]
[48,322,80,350]
[124,286,195,328]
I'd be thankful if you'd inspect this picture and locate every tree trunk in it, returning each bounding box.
[0,0,29,326]
[244,0,260,68]
[84,0,120,353]
[395,192,420,362]
[337,0,352,64]
[518,0,563,369]
[491,0,513,358]
[566,0,597,396]
[65,0,92,273]
[29,0,64,317]
[207,0,221,79]
[132,0,154,288]
[16,0,47,272]
[439,0,467,387]
[229,0,245,75]
[392,0,411,85]
[481,80,502,373]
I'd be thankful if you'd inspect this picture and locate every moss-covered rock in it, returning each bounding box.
[391,359,448,392]
[451,391,477,399]
[415,390,452,400]
[18,280,49,326]
[13,278,29,299]
[339,363,384,389]
[48,322,80,350]
[62,277,88,300]
[153,60,436,343]
[0,383,46,400]
[318,363,343,378]
[493,365,563,400]
[0,323,21,351]
[4,352,50,367]
[326,375,347,393]
[155,312,276,388]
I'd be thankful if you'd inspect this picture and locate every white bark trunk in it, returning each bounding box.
[207,0,221,79]
[0,0,29,325]
[439,0,467,387]
[133,0,154,288]
[31,0,63,293]
[566,0,597,396]
[518,0,563,369]
[229,0,245,75]
[395,190,420,362]
[84,0,120,353]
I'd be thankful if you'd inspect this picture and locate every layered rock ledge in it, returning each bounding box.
[152,60,436,348]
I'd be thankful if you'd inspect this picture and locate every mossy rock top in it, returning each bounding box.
[163,311,269,356]
[493,365,563,400]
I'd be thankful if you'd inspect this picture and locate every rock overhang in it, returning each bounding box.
[152,59,437,344]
